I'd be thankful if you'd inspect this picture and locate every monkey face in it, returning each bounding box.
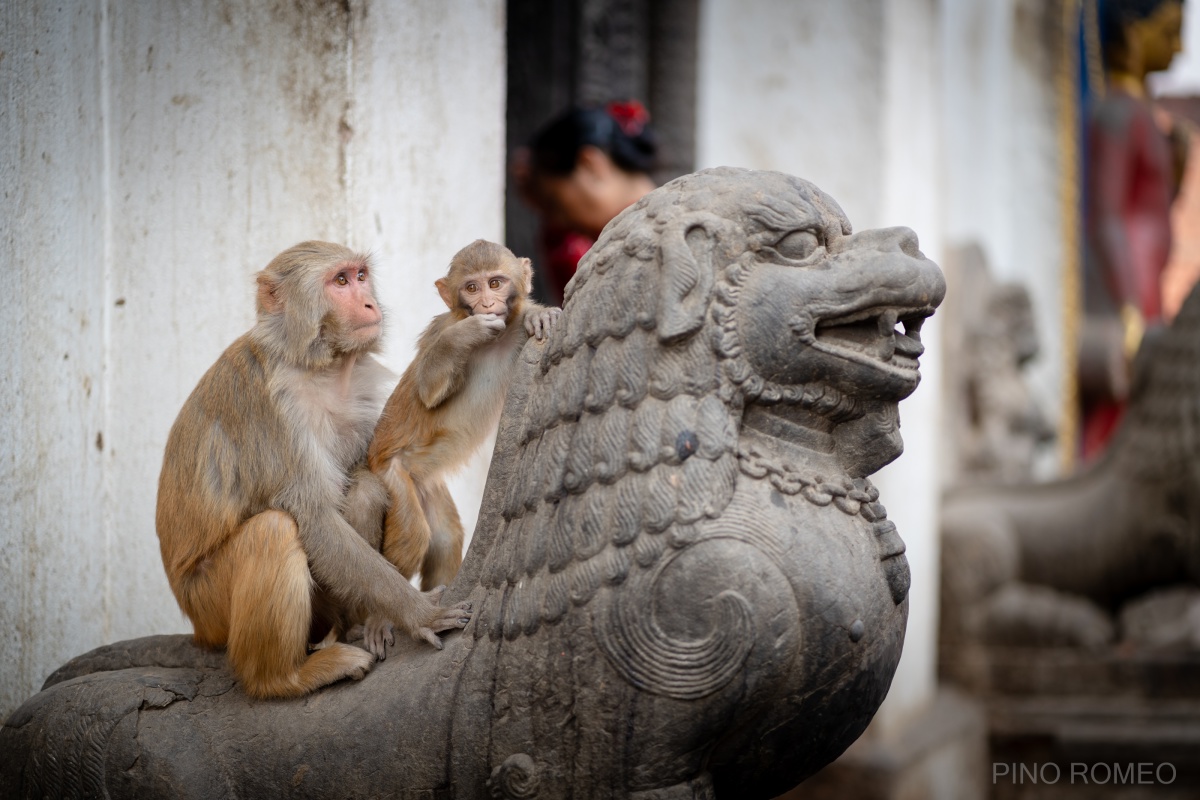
[324,261,382,351]
[458,271,519,320]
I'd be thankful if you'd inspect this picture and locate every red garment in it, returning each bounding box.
[1087,86,1173,323]
[539,226,594,305]
[1081,86,1174,461]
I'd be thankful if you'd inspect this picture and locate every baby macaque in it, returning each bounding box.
[367,240,560,600]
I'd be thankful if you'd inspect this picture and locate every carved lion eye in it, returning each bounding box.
[772,230,820,261]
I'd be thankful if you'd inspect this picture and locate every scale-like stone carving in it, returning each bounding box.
[0,168,945,800]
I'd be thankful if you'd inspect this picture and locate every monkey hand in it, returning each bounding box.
[466,312,507,342]
[525,306,562,340]
[359,615,396,661]
[413,586,473,650]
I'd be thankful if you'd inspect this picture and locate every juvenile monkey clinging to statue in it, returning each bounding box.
[367,240,561,597]
[155,241,471,700]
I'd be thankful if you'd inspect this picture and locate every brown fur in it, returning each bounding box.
[368,240,560,592]
[156,241,471,699]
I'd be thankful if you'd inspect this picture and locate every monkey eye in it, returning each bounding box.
[465,282,478,293]
[334,273,349,286]
[488,278,501,289]
[357,268,367,281]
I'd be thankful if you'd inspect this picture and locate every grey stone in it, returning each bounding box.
[942,243,1054,485]
[1119,586,1200,650]
[941,279,1200,670]
[0,168,945,799]
[939,281,1200,798]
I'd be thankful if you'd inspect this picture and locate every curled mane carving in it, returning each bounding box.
[470,167,865,699]
[474,172,753,644]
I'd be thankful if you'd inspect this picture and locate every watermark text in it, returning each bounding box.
[992,762,1176,786]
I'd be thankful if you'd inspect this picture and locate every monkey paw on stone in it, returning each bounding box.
[352,591,473,659]
[525,306,561,340]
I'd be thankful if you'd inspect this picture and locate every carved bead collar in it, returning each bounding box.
[736,442,887,521]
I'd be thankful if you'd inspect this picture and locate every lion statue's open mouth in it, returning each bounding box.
[815,308,929,382]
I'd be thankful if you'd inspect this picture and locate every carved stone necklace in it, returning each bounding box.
[736,441,888,522]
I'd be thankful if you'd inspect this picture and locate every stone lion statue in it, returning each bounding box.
[1,167,945,800]
[941,278,1200,670]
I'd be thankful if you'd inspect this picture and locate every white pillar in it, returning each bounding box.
[0,0,110,721]
[940,0,1068,475]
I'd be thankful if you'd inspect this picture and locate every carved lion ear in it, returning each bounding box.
[256,272,282,314]
[519,257,533,295]
[657,220,715,344]
[435,277,455,310]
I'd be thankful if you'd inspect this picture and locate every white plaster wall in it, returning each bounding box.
[940,0,1065,476]
[1,0,110,725]
[873,0,944,738]
[697,0,943,733]
[696,0,886,226]
[1,0,504,719]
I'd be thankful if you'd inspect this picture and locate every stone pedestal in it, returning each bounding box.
[989,695,1200,799]
[946,645,1200,799]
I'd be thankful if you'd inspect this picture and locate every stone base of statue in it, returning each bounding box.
[1,169,947,799]
[943,644,1200,799]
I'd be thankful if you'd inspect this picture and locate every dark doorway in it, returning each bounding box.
[505,0,700,302]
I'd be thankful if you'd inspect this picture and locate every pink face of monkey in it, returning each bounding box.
[325,260,382,349]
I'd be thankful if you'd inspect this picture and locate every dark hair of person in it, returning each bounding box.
[1098,0,1185,63]
[528,100,658,176]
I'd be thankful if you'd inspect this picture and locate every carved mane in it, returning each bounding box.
[471,168,851,644]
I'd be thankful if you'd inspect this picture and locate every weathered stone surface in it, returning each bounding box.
[942,243,1053,486]
[941,281,1200,669]
[940,282,1200,797]
[1,168,945,799]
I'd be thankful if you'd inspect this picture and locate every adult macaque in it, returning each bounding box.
[156,241,470,699]
[367,240,560,596]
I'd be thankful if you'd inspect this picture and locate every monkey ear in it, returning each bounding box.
[657,219,715,344]
[256,272,283,314]
[519,258,533,295]
[435,277,455,310]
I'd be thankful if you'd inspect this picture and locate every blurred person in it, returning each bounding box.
[513,101,658,304]
[1081,0,1185,459]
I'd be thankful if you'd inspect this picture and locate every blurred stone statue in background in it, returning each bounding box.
[943,243,1054,486]
[940,278,1200,791]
